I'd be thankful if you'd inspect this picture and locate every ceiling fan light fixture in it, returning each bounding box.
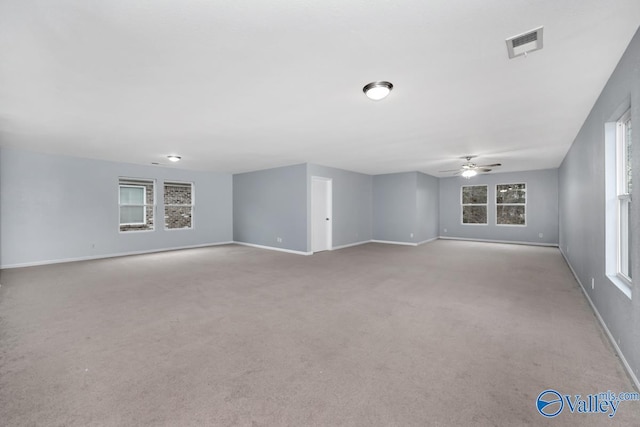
[363,81,393,100]
[461,169,478,179]
[167,155,181,162]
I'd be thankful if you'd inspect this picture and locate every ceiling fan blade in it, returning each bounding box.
[439,159,501,174]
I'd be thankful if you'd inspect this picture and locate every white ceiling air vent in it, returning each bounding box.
[506,26,543,59]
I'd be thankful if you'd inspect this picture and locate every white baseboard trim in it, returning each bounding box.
[1,241,235,269]
[335,237,438,249]
[559,249,640,392]
[331,240,372,250]
[233,241,312,256]
[371,239,417,246]
[438,236,559,247]
[416,237,438,246]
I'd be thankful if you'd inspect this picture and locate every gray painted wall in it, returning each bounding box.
[439,169,559,245]
[0,147,232,268]
[373,172,417,243]
[559,28,640,382]
[416,172,439,243]
[307,164,372,251]
[233,164,308,252]
[372,171,439,244]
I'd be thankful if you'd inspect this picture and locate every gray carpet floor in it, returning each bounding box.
[0,240,638,426]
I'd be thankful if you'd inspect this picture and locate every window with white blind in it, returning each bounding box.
[119,179,155,232]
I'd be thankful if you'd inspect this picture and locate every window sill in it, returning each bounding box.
[119,229,155,234]
[606,274,632,300]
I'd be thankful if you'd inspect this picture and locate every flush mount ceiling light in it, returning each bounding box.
[167,155,181,162]
[363,81,393,100]
[461,169,478,179]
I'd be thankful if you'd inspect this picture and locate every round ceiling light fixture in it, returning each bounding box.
[461,169,478,179]
[167,155,182,162]
[363,81,393,100]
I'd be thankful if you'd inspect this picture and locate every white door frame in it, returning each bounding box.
[311,176,332,252]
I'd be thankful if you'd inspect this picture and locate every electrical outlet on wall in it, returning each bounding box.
[538,233,543,239]
[276,237,282,243]
[444,228,447,233]
[410,233,414,238]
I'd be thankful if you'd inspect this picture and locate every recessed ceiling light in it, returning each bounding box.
[363,81,393,100]
[167,155,181,162]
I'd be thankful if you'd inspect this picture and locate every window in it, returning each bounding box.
[164,182,194,229]
[605,108,633,297]
[616,110,632,281]
[461,185,487,224]
[496,183,526,225]
[119,179,154,232]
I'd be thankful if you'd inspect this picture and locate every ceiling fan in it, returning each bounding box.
[439,156,502,178]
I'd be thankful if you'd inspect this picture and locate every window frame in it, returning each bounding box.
[461,184,488,225]
[616,109,632,285]
[118,178,155,233]
[163,181,195,231]
[118,185,147,226]
[495,182,527,227]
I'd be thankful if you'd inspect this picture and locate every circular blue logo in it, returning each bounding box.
[537,389,564,417]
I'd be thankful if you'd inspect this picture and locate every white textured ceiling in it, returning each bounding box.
[1,0,639,176]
